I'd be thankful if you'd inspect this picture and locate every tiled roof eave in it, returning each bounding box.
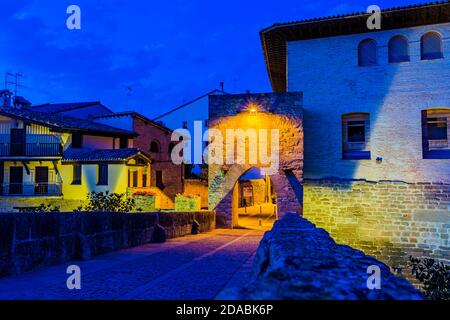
[0,109,137,137]
[61,148,151,163]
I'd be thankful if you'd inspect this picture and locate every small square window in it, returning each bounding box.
[422,110,450,159]
[342,114,371,160]
[72,134,83,149]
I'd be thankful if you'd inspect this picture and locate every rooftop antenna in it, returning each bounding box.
[5,72,26,96]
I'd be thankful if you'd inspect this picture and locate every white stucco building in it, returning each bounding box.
[154,89,226,172]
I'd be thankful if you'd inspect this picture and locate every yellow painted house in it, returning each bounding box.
[0,104,151,210]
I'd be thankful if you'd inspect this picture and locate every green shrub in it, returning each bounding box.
[409,256,450,300]
[33,204,60,212]
[81,191,136,213]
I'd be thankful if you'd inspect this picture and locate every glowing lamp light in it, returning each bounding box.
[247,103,259,113]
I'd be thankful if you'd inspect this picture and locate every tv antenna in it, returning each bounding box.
[5,72,26,96]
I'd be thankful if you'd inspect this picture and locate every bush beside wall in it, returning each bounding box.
[0,211,215,277]
[0,198,85,212]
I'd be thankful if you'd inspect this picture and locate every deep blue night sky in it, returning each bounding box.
[1,0,416,118]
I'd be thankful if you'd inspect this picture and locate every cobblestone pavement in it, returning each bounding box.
[0,216,273,300]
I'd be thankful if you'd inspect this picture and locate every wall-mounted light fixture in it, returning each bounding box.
[247,102,259,113]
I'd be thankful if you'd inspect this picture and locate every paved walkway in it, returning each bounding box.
[0,215,273,300]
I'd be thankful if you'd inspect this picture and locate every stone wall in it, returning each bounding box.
[149,187,175,209]
[208,93,304,227]
[184,179,209,209]
[0,211,215,277]
[303,179,450,269]
[218,213,423,300]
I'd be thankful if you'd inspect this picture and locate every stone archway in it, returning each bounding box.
[208,93,304,228]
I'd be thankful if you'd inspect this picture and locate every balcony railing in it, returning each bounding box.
[0,143,62,157]
[0,183,62,196]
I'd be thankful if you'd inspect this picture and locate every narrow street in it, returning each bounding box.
[0,216,274,300]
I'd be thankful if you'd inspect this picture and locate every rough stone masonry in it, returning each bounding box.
[218,213,423,300]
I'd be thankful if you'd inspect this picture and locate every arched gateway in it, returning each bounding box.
[208,93,304,228]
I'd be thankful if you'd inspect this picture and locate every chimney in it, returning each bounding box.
[219,82,224,92]
[0,90,12,108]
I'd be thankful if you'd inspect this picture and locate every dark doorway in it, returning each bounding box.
[35,166,49,195]
[155,170,164,189]
[10,128,26,156]
[233,168,277,230]
[9,166,23,195]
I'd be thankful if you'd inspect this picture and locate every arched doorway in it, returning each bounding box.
[208,92,304,228]
[233,167,277,230]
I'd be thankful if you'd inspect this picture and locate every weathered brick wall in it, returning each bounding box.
[0,211,215,277]
[133,116,184,202]
[303,179,450,269]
